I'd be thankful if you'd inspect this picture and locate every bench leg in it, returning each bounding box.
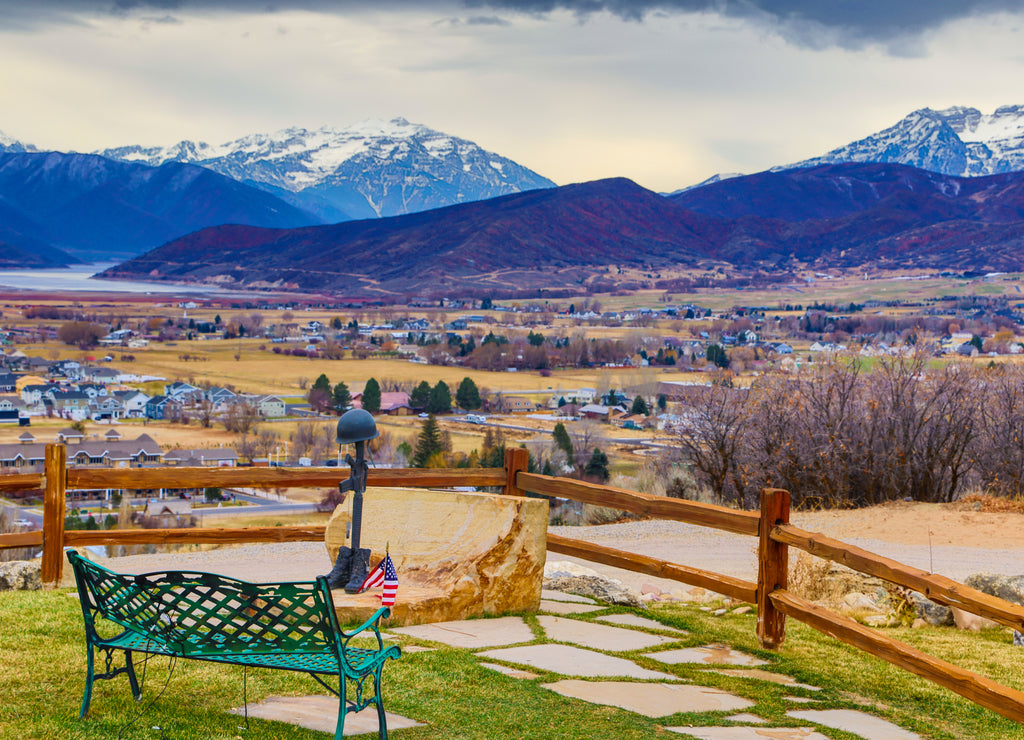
[125,650,142,701]
[374,668,388,740]
[335,676,347,740]
[80,644,95,719]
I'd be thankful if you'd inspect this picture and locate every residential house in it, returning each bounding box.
[580,403,610,421]
[0,372,16,392]
[88,396,124,421]
[165,381,203,403]
[82,366,120,384]
[145,395,182,420]
[48,390,91,417]
[352,391,412,415]
[163,448,238,467]
[503,396,535,414]
[253,395,286,418]
[0,397,21,424]
[113,390,150,418]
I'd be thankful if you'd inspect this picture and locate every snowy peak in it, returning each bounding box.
[98,118,555,221]
[784,105,1024,177]
[0,130,36,153]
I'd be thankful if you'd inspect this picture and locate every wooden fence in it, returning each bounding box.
[1,443,1023,724]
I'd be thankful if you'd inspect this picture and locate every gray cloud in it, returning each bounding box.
[3,0,1024,47]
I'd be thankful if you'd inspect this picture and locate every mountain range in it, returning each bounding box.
[100,163,1024,296]
[783,105,1024,178]
[0,151,320,263]
[97,118,556,222]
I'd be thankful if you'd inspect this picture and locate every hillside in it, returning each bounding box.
[0,151,322,262]
[102,164,1024,295]
[99,178,740,294]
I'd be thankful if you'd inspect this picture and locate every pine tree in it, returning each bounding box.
[630,395,649,416]
[410,380,431,410]
[584,448,610,482]
[552,422,574,461]
[456,377,482,410]
[312,374,331,393]
[362,377,381,413]
[427,380,452,414]
[332,382,352,412]
[411,414,443,467]
[657,394,668,412]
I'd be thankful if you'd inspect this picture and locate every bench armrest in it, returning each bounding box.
[340,606,391,641]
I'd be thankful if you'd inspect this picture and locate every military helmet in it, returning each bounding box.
[336,408,379,445]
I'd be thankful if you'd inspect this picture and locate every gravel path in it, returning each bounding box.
[85,517,1024,596]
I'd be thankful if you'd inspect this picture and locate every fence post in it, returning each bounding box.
[504,447,529,497]
[41,443,68,588]
[757,487,790,649]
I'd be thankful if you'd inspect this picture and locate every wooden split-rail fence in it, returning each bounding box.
[1,443,1023,724]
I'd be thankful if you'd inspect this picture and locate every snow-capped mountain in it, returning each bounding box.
[99,118,556,222]
[784,105,1024,177]
[0,130,36,153]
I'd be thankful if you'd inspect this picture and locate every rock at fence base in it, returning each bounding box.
[0,561,41,591]
[544,575,641,607]
[732,606,753,615]
[912,618,928,629]
[842,592,880,611]
[964,573,1024,606]
[909,591,954,626]
[1014,631,1024,647]
[641,583,662,597]
[952,607,999,631]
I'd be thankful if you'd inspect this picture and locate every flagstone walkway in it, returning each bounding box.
[236,589,925,739]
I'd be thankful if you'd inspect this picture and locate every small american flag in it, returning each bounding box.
[359,553,398,607]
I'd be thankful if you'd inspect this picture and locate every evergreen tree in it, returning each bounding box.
[332,382,352,412]
[630,395,649,416]
[312,373,331,393]
[657,393,668,412]
[552,422,574,461]
[410,380,431,410]
[456,377,482,410]
[427,380,452,414]
[584,447,610,482]
[706,344,729,368]
[411,414,443,467]
[362,377,381,413]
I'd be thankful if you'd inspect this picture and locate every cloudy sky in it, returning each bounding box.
[2,1,1024,191]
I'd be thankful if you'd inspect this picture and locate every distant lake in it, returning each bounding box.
[0,264,222,295]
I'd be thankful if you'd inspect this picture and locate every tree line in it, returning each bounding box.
[675,355,1024,509]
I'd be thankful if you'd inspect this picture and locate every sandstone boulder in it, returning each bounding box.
[325,487,547,626]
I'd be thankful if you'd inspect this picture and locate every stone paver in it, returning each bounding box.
[788,709,922,739]
[596,613,688,634]
[646,644,768,667]
[537,615,677,651]
[707,669,820,691]
[230,695,424,736]
[478,644,680,680]
[542,589,597,604]
[665,728,831,739]
[479,662,539,679]
[539,599,606,615]
[391,616,533,649]
[543,679,754,717]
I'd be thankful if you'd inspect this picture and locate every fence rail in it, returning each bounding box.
[0,443,1021,725]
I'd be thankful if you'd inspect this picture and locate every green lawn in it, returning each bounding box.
[1,588,1022,739]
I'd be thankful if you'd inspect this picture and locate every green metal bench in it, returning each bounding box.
[67,549,402,740]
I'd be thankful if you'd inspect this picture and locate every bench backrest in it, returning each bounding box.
[68,550,342,658]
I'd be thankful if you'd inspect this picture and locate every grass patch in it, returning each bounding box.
[2,588,1023,739]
